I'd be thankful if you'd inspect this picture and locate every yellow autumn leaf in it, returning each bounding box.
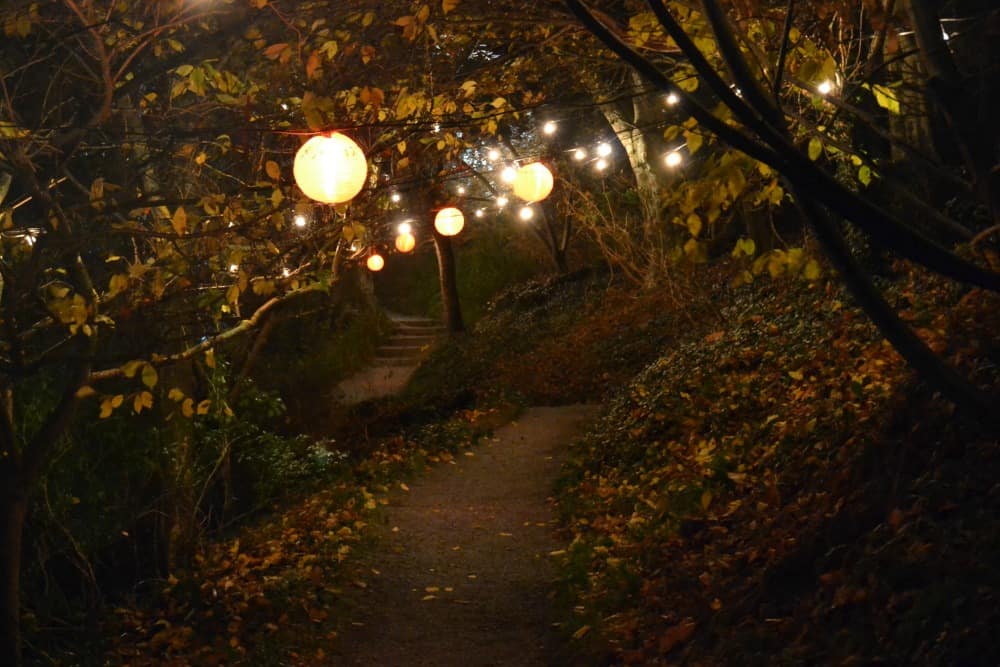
[196,399,211,415]
[442,0,459,14]
[75,385,96,399]
[265,160,281,180]
[803,259,822,280]
[121,360,143,379]
[172,207,187,235]
[141,363,158,389]
[182,398,195,418]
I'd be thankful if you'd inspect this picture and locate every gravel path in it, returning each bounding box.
[331,405,601,666]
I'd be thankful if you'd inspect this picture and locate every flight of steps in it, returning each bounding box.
[373,316,445,367]
[335,315,444,405]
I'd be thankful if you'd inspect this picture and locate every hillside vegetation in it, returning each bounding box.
[406,260,999,664]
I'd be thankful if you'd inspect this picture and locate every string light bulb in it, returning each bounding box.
[665,151,683,168]
[293,214,308,228]
[817,80,833,96]
[500,166,517,183]
[542,121,557,135]
[666,92,679,106]
[573,148,587,161]
[596,143,612,157]
[518,206,534,221]
[595,158,608,171]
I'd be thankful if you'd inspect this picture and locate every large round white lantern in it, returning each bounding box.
[512,162,554,203]
[293,133,368,204]
[434,207,465,236]
[366,253,385,272]
[395,232,416,253]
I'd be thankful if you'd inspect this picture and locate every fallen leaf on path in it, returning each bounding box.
[658,619,697,653]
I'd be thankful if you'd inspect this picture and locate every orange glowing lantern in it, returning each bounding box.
[395,232,416,253]
[512,162,554,202]
[366,253,385,272]
[293,133,367,204]
[434,207,465,236]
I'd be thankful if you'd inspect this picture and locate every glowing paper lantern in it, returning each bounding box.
[434,207,465,236]
[512,162,554,203]
[293,133,367,204]
[366,253,384,272]
[395,232,416,253]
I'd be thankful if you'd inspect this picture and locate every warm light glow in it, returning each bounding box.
[500,166,518,183]
[496,195,508,208]
[293,133,368,204]
[395,232,416,253]
[457,186,466,195]
[595,158,608,171]
[817,80,833,95]
[475,209,485,218]
[542,120,557,135]
[596,143,612,157]
[282,267,291,277]
[487,148,501,161]
[518,206,534,221]
[512,162,554,202]
[665,151,683,168]
[666,92,679,106]
[229,263,239,273]
[367,253,385,271]
[434,207,465,236]
[390,192,402,203]
[397,221,412,235]
[573,148,587,161]
[293,214,308,228]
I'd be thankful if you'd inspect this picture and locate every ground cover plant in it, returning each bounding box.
[555,266,999,664]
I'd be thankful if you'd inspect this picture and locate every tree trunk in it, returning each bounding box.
[0,473,26,667]
[432,231,464,334]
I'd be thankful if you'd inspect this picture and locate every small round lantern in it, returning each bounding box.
[512,162,554,203]
[434,207,465,236]
[366,253,385,272]
[293,133,368,204]
[395,232,416,253]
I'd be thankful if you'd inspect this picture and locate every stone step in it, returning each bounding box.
[377,344,430,357]
[372,356,421,367]
[393,321,444,331]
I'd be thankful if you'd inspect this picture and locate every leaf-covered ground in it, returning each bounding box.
[92,260,998,666]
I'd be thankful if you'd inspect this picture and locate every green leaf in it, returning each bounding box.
[808,138,822,161]
[858,165,872,186]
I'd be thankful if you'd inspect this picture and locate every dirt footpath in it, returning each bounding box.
[331,405,601,666]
